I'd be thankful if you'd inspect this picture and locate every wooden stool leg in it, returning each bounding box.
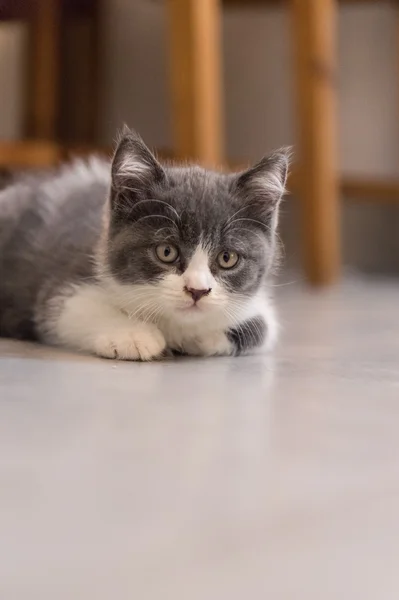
[166,0,224,166]
[291,0,340,285]
[27,0,61,140]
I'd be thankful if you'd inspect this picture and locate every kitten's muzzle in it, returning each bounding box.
[184,286,212,303]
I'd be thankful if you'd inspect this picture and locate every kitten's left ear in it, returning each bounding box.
[233,147,291,221]
[111,127,165,208]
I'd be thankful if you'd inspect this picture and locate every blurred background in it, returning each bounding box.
[1,0,399,281]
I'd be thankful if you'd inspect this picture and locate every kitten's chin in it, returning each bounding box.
[171,301,219,323]
[175,304,207,318]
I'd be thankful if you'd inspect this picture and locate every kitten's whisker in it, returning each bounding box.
[226,217,272,233]
[127,298,160,321]
[234,320,249,348]
[228,302,264,348]
[268,280,297,288]
[135,214,179,229]
[142,301,159,323]
[114,290,154,303]
[117,292,161,318]
[225,310,254,349]
[143,301,163,324]
[112,288,160,303]
[226,297,250,311]
[116,194,181,224]
[129,198,181,221]
[150,305,164,325]
[249,320,263,346]
[117,294,159,314]
[235,227,268,247]
[130,305,155,323]
[226,307,257,348]
[153,227,176,240]
[223,304,243,329]
[224,202,261,226]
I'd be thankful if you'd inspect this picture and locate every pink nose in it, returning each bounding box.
[184,287,211,303]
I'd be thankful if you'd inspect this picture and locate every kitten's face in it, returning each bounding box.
[104,130,289,327]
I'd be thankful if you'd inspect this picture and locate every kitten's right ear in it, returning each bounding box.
[110,127,165,209]
[229,147,291,232]
[234,148,291,212]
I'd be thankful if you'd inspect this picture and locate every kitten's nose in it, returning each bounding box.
[184,287,211,303]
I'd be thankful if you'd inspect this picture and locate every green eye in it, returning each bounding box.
[217,251,239,269]
[155,244,179,264]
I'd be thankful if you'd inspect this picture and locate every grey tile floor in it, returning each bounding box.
[1,278,399,599]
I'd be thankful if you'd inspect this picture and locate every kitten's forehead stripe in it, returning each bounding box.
[183,245,214,291]
[185,245,208,270]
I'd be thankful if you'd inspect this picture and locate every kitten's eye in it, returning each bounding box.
[155,244,179,264]
[217,250,239,269]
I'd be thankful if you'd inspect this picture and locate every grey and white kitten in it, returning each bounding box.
[0,129,289,360]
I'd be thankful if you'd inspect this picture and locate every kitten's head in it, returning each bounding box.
[103,129,289,327]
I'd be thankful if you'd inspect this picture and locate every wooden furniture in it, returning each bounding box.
[0,0,99,167]
[167,0,224,167]
[166,0,399,286]
[291,0,339,285]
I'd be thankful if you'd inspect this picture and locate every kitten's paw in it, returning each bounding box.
[183,331,233,357]
[94,323,166,361]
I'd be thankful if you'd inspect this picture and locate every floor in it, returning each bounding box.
[1,278,399,600]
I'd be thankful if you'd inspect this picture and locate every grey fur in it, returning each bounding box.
[0,129,289,355]
[227,316,267,355]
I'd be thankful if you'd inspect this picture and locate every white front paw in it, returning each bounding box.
[94,322,166,361]
[183,331,233,357]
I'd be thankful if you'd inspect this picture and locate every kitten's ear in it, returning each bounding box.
[233,147,291,222]
[110,127,165,208]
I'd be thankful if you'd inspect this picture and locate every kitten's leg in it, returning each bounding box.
[179,330,234,357]
[178,315,269,357]
[226,316,268,355]
[37,284,166,360]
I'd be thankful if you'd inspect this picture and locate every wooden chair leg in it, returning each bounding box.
[291,0,340,285]
[60,6,100,145]
[166,0,224,166]
[87,4,100,144]
[26,0,61,140]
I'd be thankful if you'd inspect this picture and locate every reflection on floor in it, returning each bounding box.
[1,278,399,600]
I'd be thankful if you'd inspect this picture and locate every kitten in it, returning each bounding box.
[0,129,289,360]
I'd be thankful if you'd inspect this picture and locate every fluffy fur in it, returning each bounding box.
[0,129,290,360]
